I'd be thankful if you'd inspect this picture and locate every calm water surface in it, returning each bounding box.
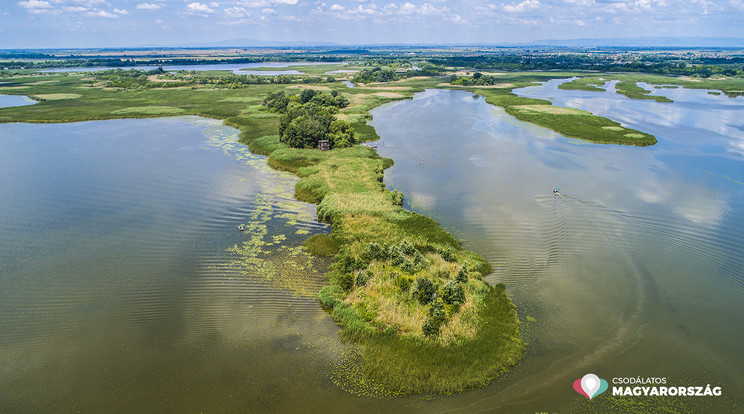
[0,94,36,108]
[0,117,347,412]
[370,86,744,411]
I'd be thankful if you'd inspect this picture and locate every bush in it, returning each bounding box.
[441,279,465,306]
[399,240,416,256]
[395,275,412,292]
[412,276,436,304]
[391,190,404,206]
[456,261,469,283]
[423,299,447,336]
[400,259,416,274]
[389,245,405,266]
[438,246,457,262]
[356,270,372,287]
[339,272,354,291]
[318,285,344,308]
[362,242,388,262]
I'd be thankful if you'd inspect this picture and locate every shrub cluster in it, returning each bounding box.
[449,72,500,86]
[327,239,477,338]
[262,90,356,149]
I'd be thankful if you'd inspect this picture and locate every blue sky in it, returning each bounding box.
[2,0,744,48]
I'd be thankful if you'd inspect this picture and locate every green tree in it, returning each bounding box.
[328,119,356,148]
[412,276,436,305]
[441,279,465,306]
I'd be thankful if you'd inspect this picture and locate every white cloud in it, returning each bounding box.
[281,14,301,20]
[563,0,595,5]
[503,0,541,13]
[356,3,379,15]
[113,8,127,15]
[18,0,51,8]
[240,0,298,7]
[67,0,108,6]
[136,3,163,10]
[224,6,250,17]
[154,18,163,23]
[262,7,276,13]
[330,3,344,11]
[186,2,215,15]
[397,2,448,16]
[85,9,118,17]
[449,13,467,24]
[17,0,56,13]
[399,2,415,14]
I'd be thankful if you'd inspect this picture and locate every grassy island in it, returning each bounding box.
[449,72,658,146]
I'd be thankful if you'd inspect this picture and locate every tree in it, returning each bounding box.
[265,89,356,149]
[412,276,436,305]
[263,90,289,112]
[300,88,318,103]
[441,279,465,306]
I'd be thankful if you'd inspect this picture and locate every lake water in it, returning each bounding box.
[40,62,343,74]
[0,117,351,412]
[0,94,36,108]
[3,83,743,412]
[370,86,744,411]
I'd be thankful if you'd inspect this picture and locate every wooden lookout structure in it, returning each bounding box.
[318,140,330,151]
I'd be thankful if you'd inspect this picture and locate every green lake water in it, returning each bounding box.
[2,83,743,413]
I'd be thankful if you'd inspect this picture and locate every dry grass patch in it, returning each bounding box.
[147,75,181,82]
[601,126,625,131]
[359,86,410,91]
[111,106,185,115]
[373,92,405,98]
[32,93,81,101]
[287,84,331,90]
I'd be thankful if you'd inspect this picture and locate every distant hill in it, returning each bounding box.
[524,37,744,48]
[175,38,338,48]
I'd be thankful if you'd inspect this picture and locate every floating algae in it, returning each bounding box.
[227,194,328,298]
[201,119,329,298]
[326,342,404,399]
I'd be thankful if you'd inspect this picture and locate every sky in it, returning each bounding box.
[2,0,744,48]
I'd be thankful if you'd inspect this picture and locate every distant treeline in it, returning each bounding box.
[428,55,744,78]
[88,68,337,90]
[351,64,444,83]
[0,55,340,70]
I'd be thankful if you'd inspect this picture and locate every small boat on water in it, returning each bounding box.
[238,224,245,231]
